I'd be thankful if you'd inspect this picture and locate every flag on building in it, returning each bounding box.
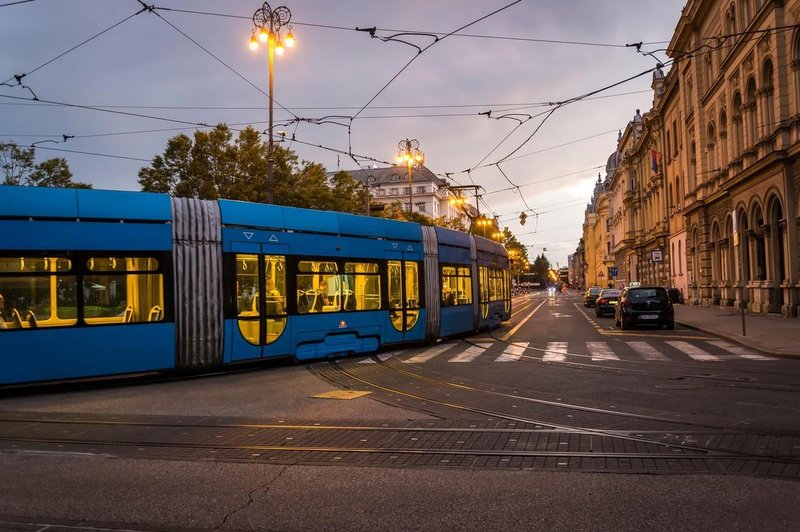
[650,149,662,174]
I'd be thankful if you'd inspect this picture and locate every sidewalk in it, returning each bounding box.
[674,303,800,358]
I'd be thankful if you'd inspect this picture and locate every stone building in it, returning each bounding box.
[670,0,799,315]
[341,166,473,224]
[582,0,800,317]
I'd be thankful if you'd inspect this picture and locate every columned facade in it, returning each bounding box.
[583,0,800,318]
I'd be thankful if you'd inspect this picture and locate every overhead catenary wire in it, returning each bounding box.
[5,6,792,249]
[1,6,147,87]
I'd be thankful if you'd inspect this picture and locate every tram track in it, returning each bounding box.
[309,356,800,478]
[0,411,796,478]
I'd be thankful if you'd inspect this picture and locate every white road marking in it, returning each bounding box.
[706,340,773,361]
[587,341,619,361]
[625,341,669,361]
[543,341,568,362]
[495,343,527,362]
[449,345,487,363]
[500,299,546,340]
[666,341,720,361]
[403,343,455,363]
[358,350,402,363]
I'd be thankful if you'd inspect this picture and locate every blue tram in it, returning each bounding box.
[0,186,510,385]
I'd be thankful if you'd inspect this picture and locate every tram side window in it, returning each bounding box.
[441,265,472,306]
[405,262,419,309]
[344,262,380,311]
[236,254,260,316]
[0,256,77,329]
[84,257,164,325]
[479,266,489,304]
[488,267,504,301]
[297,260,339,313]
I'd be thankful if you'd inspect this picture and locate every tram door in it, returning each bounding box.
[386,258,420,341]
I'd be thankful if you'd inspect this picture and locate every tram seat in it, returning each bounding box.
[147,305,162,322]
[26,310,38,328]
[343,289,355,311]
[123,305,134,323]
[12,308,23,329]
[305,289,319,312]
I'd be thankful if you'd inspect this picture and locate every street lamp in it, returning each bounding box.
[249,2,295,205]
[396,138,424,214]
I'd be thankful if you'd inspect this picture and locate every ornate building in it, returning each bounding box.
[671,0,799,316]
[582,0,800,317]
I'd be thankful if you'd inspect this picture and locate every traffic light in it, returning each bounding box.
[519,212,527,225]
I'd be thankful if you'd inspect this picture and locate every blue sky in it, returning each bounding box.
[1,0,685,266]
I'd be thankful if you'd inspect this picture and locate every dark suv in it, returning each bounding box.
[615,286,674,330]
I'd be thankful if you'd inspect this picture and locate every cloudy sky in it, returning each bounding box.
[1,0,685,267]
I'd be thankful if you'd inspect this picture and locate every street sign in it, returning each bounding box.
[609,266,618,277]
[597,271,605,278]
[651,249,663,263]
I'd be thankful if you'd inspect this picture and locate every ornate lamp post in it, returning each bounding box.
[249,2,295,204]
[396,138,424,214]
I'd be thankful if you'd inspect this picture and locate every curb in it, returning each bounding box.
[676,320,800,359]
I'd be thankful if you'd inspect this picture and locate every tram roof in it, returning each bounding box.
[219,199,422,241]
[0,186,171,221]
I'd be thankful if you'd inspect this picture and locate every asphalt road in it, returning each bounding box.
[1,289,798,531]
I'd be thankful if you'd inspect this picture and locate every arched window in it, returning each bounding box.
[724,215,735,283]
[705,52,714,90]
[732,92,744,156]
[761,59,775,136]
[738,0,750,30]
[745,77,758,146]
[794,31,800,113]
[711,222,721,283]
[706,123,717,176]
[728,5,737,36]
[719,109,728,166]
[753,204,767,281]
[691,227,700,292]
[671,242,676,275]
[668,181,674,210]
[738,209,750,284]
[767,198,786,285]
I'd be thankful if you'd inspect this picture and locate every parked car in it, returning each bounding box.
[666,287,684,304]
[583,286,602,307]
[615,286,674,330]
[595,288,621,317]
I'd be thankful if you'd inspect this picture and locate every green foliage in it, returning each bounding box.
[329,170,368,214]
[0,142,91,188]
[138,124,365,212]
[532,253,552,282]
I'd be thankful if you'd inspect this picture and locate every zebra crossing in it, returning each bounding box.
[381,338,775,365]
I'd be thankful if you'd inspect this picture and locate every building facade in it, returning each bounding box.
[343,166,471,224]
[581,0,800,317]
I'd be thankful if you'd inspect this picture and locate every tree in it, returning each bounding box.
[0,142,90,188]
[532,253,552,284]
[138,124,364,211]
[328,170,367,214]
